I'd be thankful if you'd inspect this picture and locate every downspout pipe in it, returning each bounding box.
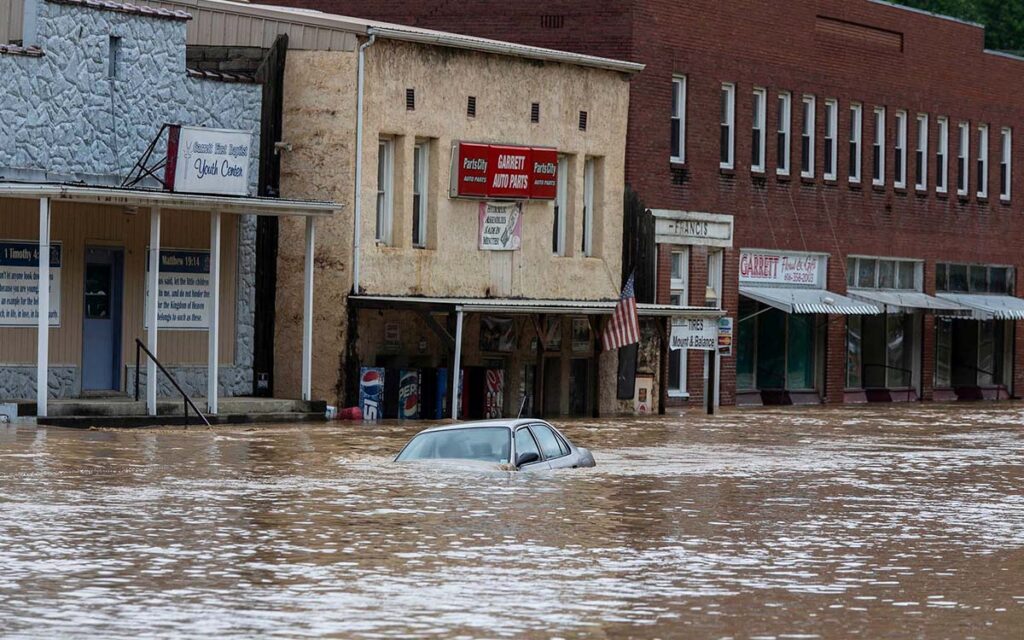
[352,32,377,295]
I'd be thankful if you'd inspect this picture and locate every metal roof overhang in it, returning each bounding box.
[740,286,881,315]
[847,289,973,316]
[349,295,724,318]
[934,293,1024,320]
[0,183,340,217]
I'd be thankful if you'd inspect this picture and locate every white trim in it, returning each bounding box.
[824,98,838,181]
[873,106,886,186]
[207,210,221,414]
[554,155,568,256]
[978,123,990,199]
[720,83,736,170]
[777,92,792,176]
[849,103,863,184]
[146,207,161,417]
[801,94,816,179]
[671,75,687,164]
[412,141,429,248]
[936,116,949,194]
[301,217,316,402]
[915,113,929,191]
[376,138,395,245]
[958,121,971,196]
[36,198,50,418]
[582,157,595,256]
[1001,126,1012,202]
[894,110,908,189]
[752,87,767,173]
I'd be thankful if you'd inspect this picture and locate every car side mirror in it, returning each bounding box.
[516,452,540,468]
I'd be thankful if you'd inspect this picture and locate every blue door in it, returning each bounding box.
[82,248,124,392]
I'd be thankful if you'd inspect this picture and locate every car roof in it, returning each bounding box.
[415,419,548,434]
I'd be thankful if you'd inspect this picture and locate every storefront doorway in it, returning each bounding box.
[846,313,919,401]
[935,318,1013,399]
[81,247,124,392]
[736,299,819,404]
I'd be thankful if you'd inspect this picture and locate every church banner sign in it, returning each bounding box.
[0,241,61,327]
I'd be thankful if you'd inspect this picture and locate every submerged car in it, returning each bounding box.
[394,419,596,471]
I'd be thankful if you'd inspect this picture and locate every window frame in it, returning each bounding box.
[958,121,970,197]
[667,247,690,398]
[847,255,922,292]
[936,116,949,194]
[978,124,990,199]
[582,156,595,257]
[720,83,736,170]
[375,138,395,245]
[671,75,687,164]
[823,99,838,181]
[412,141,429,248]
[1000,126,1012,202]
[751,87,767,173]
[915,113,928,192]
[849,102,862,184]
[894,110,908,189]
[801,94,816,179]
[872,107,886,187]
[777,92,792,177]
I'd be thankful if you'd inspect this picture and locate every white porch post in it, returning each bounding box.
[451,307,464,420]
[207,211,221,414]
[36,197,51,417]
[301,216,316,402]
[146,207,161,416]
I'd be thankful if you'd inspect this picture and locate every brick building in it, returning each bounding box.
[263,0,1024,408]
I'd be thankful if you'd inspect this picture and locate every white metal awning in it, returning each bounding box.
[847,289,973,316]
[740,286,881,315]
[935,293,1024,320]
[349,295,724,318]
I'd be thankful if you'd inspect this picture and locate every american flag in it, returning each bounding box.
[602,272,640,351]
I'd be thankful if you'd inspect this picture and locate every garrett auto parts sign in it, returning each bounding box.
[451,142,557,200]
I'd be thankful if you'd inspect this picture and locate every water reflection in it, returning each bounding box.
[2,403,1024,638]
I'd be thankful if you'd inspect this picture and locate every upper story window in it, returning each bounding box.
[936,263,1014,295]
[553,155,568,256]
[801,95,815,178]
[977,124,990,199]
[777,92,791,176]
[669,249,689,306]
[849,103,862,184]
[915,114,928,192]
[958,122,970,196]
[671,76,687,163]
[412,142,429,248]
[582,157,597,256]
[1001,127,1012,202]
[751,87,767,173]
[847,256,921,291]
[824,99,838,180]
[720,83,736,169]
[376,138,394,245]
[936,116,949,194]
[872,107,886,186]
[894,110,908,189]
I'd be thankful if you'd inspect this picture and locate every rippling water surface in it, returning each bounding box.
[2,404,1024,638]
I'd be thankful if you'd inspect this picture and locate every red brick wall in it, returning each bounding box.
[272,0,1024,403]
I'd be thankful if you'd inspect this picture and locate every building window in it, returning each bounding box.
[751,87,767,173]
[375,139,394,245]
[849,103,862,184]
[978,124,989,199]
[671,76,686,163]
[720,83,735,169]
[936,263,1014,295]
[667,249,690,396]
[894,110,907,189]
[108,35,121,79]
[707,249,724,308]
[582,157,595,256]
[801,94,815,178]
[777,92,791,176]
[936,116,949,194]
[915,114,928,191]
[823,99,838,180]
[847,256,920,291]
[553,155,568,255]
[958,122,970,196]
[872,107,886,186]
[412,142,428,248]
[1001,127,1012,202]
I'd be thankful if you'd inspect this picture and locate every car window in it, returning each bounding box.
[531,424,567,460]
[396,427,511,463]
[515,428,541,461]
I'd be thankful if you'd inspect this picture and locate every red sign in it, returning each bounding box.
[452,142,557,200]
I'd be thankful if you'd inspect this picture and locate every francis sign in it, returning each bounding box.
[451,142,558,200]
[0,241,61,326]
[144,249,212,329]
[166,125,253,196]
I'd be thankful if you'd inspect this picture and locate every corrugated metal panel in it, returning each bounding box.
[349,295,724,318]
[848,289,973,315]
[935,293,1024,320]
[740,286,881,316]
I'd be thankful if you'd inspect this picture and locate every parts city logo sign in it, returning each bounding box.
[451,142,558,200]
[165,125,252,197]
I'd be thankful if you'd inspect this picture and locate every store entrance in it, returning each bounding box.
[736,299,820,405]
[846,313,919,402]
[936,319,1012,400]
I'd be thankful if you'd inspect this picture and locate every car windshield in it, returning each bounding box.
[396,427,511,463]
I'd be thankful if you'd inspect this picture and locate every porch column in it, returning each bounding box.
[146,207,161,416]
[36,197,50,417]
[451,307,465,420]
[301,216,315,401]
[207,211,221,414]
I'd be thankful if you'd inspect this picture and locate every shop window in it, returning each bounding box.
[894,110,907,188]
[412,142,430,248]
[552,155,568,255]
[671,76,687,163]
[936,263,1014,294]
[786,315,815,390]
[777,92,791,176]
[736,298,758,391]
[801,95,815,178]
[375,138,394,245]
[752,87,767,173]
[851,314,916,390]
[847,316,863,389]
[581,157,596,256]
[668,249,689,397]
[936,116,949,194]
[872,107,886,186]
[849,103,862,184]
[934,318,953,389]
[977,124,989,198]
[957,122,970,196]
[915,113,928,191]
[849,257,920,290]
[720,83,735,169]
[824,99,837,180]
[1001,127,1012,202]
[886,314,914,388]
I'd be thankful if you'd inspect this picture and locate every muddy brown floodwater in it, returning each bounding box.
[2,404,1024,639]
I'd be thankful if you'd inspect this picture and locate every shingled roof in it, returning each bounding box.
[48,0,192,21]
[0,44,45,57]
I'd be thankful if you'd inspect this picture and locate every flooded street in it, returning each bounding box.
[2,404,1024,638]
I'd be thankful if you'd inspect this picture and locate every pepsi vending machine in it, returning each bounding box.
[359,367,385,421]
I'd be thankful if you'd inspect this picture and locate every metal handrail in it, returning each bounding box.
[134,339,211,427]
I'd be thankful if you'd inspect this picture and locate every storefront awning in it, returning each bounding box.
[847,289,973,316]
[349,295,724,318]
[740,286,881,315]
[934,293,1024,320]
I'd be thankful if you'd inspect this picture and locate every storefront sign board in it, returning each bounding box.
[144,249,211,329]
[652,210,734,248]
[452,142,558,200]
[670,316,718,351]
[479,202,523,251]
[166,125,252,196]
[0,241,61,327]
[739,250,823,287]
